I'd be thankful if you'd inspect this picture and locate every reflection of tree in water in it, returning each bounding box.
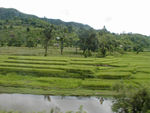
[61,96,65,100]
[44,95,62,113]
[75,96,91,100]
[50,105,86,113]
[44,95,51,102]
[96,97,105,104]
[76,96,84,99]
[50,107,61,113]
[99,97,104,104]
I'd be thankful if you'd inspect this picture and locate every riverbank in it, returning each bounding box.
[0,86,116,96]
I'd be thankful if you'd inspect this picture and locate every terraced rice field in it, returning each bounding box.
[0,52,150,96]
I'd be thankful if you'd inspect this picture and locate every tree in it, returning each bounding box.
[78,28,98,56]
[26,37,35,47]
[98,30,120,57]
[60,27,68,55]
[74,38,79,54]
[56,26,68,55]
[133,45,143,54]
[43,25,55,56]
[112,86,150,113]
[26,27,30,32]
[98,36,108,57]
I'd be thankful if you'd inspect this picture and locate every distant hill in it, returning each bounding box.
[0,7,92,30]
[0,7,37,19]
[42,18,92,30]
[0,7,150,50]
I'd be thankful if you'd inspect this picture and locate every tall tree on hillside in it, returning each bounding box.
[43,25,55,56]
[60,27,68,55]
[56,26,68,55]
[133,45,144,54]
[98,29,120,57]
[78,28,98,56]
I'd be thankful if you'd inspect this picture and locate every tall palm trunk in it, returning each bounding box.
[44,40,48,56]
[60,40,63,55]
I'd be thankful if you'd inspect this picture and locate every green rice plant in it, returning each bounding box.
[96,72,131,79]
[132,73,150,79]
[103,67,136,73]
[65,68,94,77]
[4,60,67,65]
[81,80,113,90]
[0,63,67,70]
[71,58,93,62]
[0,51,150,96]
[69,61,95,66]
[8,56,68,62]
[136,67,150,74]
[0,66,67,77]
[0,66,94,79]
[36,77,81,89]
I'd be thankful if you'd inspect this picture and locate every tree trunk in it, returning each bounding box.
[75,46,78,54]
[61,48,63,55]
[44,40,48,56]
[60,39,64,55]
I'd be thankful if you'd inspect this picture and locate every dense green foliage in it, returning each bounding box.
[0,8,150,57]
[112,86,150,113]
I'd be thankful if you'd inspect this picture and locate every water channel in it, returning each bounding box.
[0,94,113,113]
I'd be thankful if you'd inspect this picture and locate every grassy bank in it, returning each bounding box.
[0,47,150,96]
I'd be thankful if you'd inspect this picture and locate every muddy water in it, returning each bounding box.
[0,94,113,113]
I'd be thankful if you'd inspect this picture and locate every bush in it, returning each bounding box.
[112,87,150,113]
[83,50,92,58]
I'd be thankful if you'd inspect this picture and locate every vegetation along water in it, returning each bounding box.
[0,7,150,113]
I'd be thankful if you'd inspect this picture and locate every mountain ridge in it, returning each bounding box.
[0,7,92,30]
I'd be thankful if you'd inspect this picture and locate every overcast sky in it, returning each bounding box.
[0,0,150,35]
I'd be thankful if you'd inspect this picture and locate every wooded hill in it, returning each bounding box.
[0,7,150,56]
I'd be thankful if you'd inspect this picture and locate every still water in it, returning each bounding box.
[0,94,113,113]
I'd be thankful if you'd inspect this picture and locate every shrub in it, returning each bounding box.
[83,50,92,58]
[112,87,150,113]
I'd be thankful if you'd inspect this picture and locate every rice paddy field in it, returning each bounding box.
[0,47,150,96]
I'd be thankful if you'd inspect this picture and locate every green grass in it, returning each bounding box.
[0,47,150,96]
[0,47,83,57]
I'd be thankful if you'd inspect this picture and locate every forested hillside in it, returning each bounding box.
[0,7,150,57]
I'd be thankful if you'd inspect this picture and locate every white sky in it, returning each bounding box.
[0,0,150,35]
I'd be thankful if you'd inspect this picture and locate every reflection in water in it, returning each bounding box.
[44,95,51,102]
[61,96,65,100]
[0,94,113,113]
[50,106,61,113]
[96,96,105,104]
[100,97,104,104]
